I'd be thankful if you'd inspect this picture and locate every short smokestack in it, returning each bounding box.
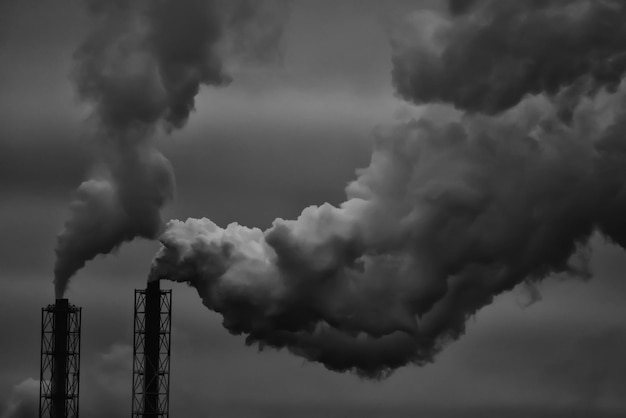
[40,299,81,418]
[132,281,171,418]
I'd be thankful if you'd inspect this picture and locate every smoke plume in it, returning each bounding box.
[150,0,626,377]
[391,0,626,114]
[54,0,287,298]
[0,378,38,418]
[220,0,290,66]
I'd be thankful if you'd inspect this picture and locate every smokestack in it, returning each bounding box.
[52,299,68,418]
[132,281,171,418]
[144,281,161,417]
[39,299,81,418]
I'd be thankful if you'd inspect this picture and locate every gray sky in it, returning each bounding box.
[1,1,626,417]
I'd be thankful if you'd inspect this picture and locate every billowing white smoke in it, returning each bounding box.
[53,0,288,298]
[150,83,626,377]
[146,0,626,377]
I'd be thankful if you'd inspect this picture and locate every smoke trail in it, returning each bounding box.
[391,0,626,114]
[151,87,626,377]
[149,0,626,377]
[54,0,287,298]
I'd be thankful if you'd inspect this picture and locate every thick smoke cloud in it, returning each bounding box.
[54,0,287,297]
[391,0,626,114]
[74,0,229,131]
[151,0,626,377]
[151,84,626,377]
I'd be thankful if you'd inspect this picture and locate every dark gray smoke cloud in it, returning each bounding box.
[391,0,626,114]
[220,0,290,66]
[151,83,626,377]
[54,0,287,298]
[150,1,626,377]
[75,0,229,132]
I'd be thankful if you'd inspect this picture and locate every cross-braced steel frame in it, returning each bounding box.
[39,299,81,418]
[132,281,171,418]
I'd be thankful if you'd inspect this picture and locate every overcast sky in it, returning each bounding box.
[1,1,626,417]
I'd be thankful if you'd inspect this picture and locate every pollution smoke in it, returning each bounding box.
[54,0,287,298]
[391,0,626,114]
[150,0,626,378]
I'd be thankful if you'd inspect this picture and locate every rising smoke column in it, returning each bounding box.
[54,0,287,298]
[150,0,626,377]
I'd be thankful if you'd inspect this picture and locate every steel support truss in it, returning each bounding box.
[39,299,81,418]
[132,281,171,418]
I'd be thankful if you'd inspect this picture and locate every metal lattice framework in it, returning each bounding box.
[39,299,81,418]
[132,281,171,418]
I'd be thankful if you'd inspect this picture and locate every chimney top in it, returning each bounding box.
[55,298,69,308]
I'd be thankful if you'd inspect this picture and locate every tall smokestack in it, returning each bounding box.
[144,281,161,417]
[52,299,68,418]
[132,281,171,418]
[39,299,81,418]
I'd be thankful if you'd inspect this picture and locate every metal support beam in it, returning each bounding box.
[132,281,171,418]
[40,299,81,418]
